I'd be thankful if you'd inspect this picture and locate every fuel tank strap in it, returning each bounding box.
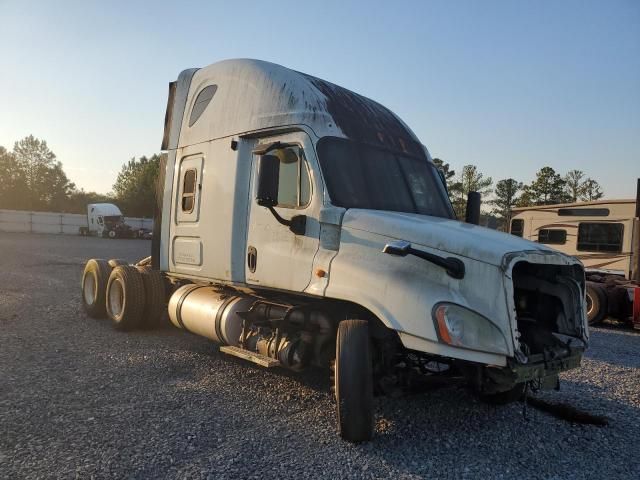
[214,295,239,344]
[175,285,207,330]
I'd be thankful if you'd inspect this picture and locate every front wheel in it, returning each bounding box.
[334,319,374,443]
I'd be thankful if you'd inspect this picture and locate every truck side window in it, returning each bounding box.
[97,216,103,226]
[510,219,524,237]
[577,222,623,253]
[271,146,311,208]
[189,85,217,127]
[182,169,197,213]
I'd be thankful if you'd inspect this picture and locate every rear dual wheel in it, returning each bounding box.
[136,266,167,327]
[81,258,130,318]
[586,282,607,326]
[82,258,166,330]
[81,259,111,318]
[106,266,146,331]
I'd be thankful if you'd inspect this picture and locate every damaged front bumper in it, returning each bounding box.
[482,346,585,394]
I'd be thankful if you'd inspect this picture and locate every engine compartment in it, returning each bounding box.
[512,261,586,359]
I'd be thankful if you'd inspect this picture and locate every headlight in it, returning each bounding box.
[432,303,509,355]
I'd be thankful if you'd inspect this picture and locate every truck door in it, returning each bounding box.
[245,132,321,292]
[96,215,104,236]
[170,154,205,274]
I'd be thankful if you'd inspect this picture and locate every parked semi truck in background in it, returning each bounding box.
[79,203,151,239]
[510,180,640,329]
[81,59,588,442]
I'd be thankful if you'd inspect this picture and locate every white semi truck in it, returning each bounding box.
[79,203,125,238]
[79,203,150,239]
[81,59,588,442]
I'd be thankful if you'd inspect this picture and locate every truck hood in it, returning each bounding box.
[341,209,555,267]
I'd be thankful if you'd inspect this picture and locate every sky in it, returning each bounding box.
[0,0,638,197]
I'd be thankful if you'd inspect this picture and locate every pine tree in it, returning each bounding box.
[564,170,585,202]
[432,157,455,190]
[10,135,75,210]
[112,155,161,217]
[491,178,523,230]
[580,178,604,201]
[526,167,569,205]
[449,165,493,219]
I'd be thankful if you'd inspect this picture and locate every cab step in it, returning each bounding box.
[219,345,280,368]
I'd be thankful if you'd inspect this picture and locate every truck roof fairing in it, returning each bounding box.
[88,203,122,216]
[165,59,424,156]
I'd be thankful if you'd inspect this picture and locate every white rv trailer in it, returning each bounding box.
[81,59,588,442]
[511,192,640,329]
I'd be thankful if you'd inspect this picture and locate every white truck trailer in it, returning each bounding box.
[81,59,588,442]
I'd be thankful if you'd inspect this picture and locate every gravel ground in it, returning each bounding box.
[1,232,639,479]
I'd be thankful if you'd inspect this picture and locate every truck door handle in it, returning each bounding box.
[247,246,257,273]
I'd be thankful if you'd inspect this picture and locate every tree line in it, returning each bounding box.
[0,135,605,229]
[0,135,160,217]
[433,158,604,230]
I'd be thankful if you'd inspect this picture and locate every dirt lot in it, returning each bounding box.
[1,232,639,479]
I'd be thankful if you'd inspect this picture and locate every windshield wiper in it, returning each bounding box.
[382,240,465,279]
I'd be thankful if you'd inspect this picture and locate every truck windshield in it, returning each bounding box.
[316,136,454,218]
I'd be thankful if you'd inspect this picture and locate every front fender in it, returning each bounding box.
[324,227,513,365]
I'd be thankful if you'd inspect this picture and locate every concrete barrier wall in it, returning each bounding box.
[0,209,153,235]
[124,217,154,230]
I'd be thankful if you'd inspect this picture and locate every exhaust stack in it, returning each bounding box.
[465,192,481,225]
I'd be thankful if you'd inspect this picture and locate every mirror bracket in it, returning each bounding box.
[252,141,294,156]
[265,206,306,235]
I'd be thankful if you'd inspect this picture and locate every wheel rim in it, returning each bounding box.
[83,273,97,305]
[586,292,595,318]
[108,278,124,319]
[332,360,338,402]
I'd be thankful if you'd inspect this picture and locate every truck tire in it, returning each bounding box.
[335,319,374,443]
[586,282,607,326]
[108,259,128,268]
[81,259,111,318]
[106,265,146,331]
[108,230,117,239]
[136,266,166,328]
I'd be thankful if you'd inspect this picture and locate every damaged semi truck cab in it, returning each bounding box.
[83,59,588,443]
